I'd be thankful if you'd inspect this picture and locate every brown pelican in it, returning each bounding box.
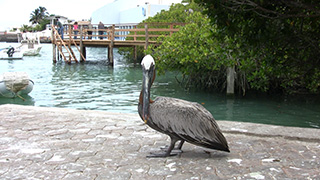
[138,55,230,157]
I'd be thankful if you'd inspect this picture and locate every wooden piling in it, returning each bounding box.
[108,24,115,66]
[170,24,174,36]
[68,26,72,64]
[81,47,86,62]
[133,25,137,64]
[51,21,56,63]
[226,66,235,95]
[134,46,137,64]
[108,46,111,63]
[52,44,56,63]
[80,25,85,62]
[134,26,137,41]
[57,45,60,60]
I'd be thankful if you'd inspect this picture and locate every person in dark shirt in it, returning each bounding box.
[87,23,93,40]
[57,20,64,39]
[98,21,104,40]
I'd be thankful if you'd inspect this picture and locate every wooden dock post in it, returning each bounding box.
[170,24,174,36]
[68,26,72,64]
[226,66,235,95]
[81,47,86,62]
[52,42,57,63]
[52,44,56,63]
[134,46,137,64]
[108,24,115,66]
[80,25,86,62]
[133,25,137,64]
[57,44,60,60]
[51,22,57,63]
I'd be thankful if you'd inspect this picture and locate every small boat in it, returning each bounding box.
[0,46,23,60]
[0,72,34,98]
[18,32,42,56]
[0,35,42,59]
[16,40,42,56]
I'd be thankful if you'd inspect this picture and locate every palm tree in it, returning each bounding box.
[38,6,49,18]
[29,6,49,25]
[30,9,40,24]
[20,24,32,32]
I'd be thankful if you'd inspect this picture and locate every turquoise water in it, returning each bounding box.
[1,43,319,128]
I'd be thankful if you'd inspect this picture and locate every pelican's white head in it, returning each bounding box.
[140,54,155,124]
[141,55,155,70]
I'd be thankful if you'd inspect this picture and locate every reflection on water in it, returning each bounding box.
[0,95,35,106]
[0,43,319,129]
[49,62,141,112]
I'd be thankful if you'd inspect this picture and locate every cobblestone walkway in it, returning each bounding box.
[0,104,319,179]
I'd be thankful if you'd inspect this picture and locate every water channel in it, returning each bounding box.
[1,43,319,129]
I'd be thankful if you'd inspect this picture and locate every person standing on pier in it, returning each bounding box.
[88,22,93,39]
[98,21,104,40]
[73,22,78,39]
[57,20,64,40]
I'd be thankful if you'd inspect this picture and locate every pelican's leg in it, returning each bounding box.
[147,137,179,158]
[161,140,184,150]
[160,140,184,153]
[176,140,185,150]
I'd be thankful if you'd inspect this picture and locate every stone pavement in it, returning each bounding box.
[0,104,319,180]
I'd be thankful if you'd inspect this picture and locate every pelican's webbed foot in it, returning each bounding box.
[146,151,179,158]
[160,140,184,153]
[146,137,183,158]
[160,147,183,154]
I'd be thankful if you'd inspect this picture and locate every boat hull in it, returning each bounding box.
[0,56,23,60]
[0,79,34,97]
[0,50,23,60]
[23,46,42,56]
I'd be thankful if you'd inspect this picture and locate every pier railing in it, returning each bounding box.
[51,22,184,64]
[54,23,183,42]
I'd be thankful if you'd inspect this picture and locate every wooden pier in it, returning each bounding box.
[51,23,183,65]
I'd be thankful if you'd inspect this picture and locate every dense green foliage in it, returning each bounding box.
[144,2,249,93]
[119,2,249,93]
[145,11,242,92]
[120,1,320,94]
[118,3,202,61]
[195,0,320,94]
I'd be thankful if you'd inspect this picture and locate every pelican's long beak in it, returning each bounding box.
[142,83,150,123]
[142,63,154,123]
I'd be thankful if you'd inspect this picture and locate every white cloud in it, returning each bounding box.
[0,0,182,31]
[0,0,111,30]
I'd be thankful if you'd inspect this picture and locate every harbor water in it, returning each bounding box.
[0,43,319,128]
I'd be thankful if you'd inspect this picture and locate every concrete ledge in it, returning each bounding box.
[0,104,319,179]
[219,121,320,143]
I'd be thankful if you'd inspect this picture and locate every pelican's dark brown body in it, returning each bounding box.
[138,55,229,157]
